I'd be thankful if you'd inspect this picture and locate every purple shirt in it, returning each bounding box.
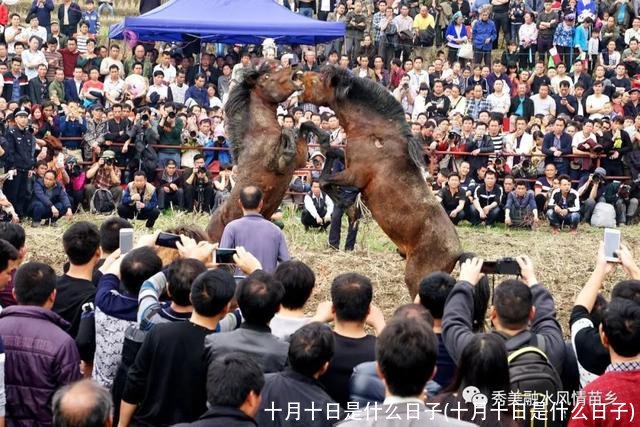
[219,213,290,273]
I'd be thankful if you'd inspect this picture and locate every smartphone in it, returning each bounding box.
[604,228,621,263]
[155,232,181,249]
[215,248,237,264]
[119,228,134,254]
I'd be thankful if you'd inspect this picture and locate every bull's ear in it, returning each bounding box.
[243,71,260,88]
[330,73,341,89]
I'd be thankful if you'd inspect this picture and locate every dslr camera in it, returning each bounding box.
[104,157,114,166]
[480,257,521,275]
[141,113,150,122]
[168,111,176,119]
[592,170,605,184]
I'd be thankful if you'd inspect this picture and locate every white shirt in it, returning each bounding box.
[530,94,557,116]
[407,69,429,93]
[572,130,597,148]
[486,91,511,114]
[21,50,47,80]
[303,192,334,219]
[103,77,125,106]
[625,28,640,46]
[153,64,176,83]
[147,84,169,102]
[519,22,538,46]
[505,131,534,167]
[169,82,188,104]
[22,26,48,44]
[551,75,573,94]
[586,94,609,119]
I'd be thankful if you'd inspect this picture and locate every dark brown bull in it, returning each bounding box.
[300,66,462,297]
[206,63,309,242]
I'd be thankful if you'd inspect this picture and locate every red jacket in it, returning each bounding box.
[569,369,640,427]
[0,5,8,26]
[59,48,80,78]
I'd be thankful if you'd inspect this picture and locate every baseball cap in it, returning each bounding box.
[101,150,116,159]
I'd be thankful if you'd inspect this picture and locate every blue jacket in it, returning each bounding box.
[96,273,138,321]
[121,182,158,211]
[445,22,468,48]
[29,0,55,28]
[472,19,497,52]
[574,25,589,52]
[184,85,208,107]
[553,23,575,47]
[576,0,596,18]
[59,116,87,149]
[31,178,71,210]
[542,131,573,166]
[82,10,100,34]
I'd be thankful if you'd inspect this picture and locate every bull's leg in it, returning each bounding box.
[299,121,330,155]
[269,129,297,174]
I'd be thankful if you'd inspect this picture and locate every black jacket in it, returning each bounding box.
[466,135,494,172]
[172,407,257,427]
[508,96,535,121]
[552,94,579,118]
[3,125,36,170]
[28,77,49,105]
[205,323,289,374]
[257,369,342,427]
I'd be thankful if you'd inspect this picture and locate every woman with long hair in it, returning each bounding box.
[432,333,519,426]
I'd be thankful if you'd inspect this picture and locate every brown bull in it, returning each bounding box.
[300,66,463,297]
[206,63,309,242]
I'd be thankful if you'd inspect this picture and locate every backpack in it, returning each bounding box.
[90,188,116,214]
[506,332,564,427]
[417,26,436,47]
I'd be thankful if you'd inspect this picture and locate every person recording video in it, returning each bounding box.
[183,154,213,213]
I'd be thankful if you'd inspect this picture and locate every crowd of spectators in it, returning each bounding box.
[0,201,638,426]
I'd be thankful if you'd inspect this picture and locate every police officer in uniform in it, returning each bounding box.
[301,179,334,231]
[3,107,36,219]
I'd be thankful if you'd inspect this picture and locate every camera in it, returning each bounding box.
[592,172,604,184]
[190,130,197,138]
[168,111,176,119]
[141,114,150,122]
[104,158,114,166]
[480,257,521,275]
[522,159,531,169]
[197,166,207,174]
[402,83,409,90]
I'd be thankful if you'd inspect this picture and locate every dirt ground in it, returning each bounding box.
[23,209,640,332]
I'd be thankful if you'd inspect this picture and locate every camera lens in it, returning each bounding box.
[190,131,197,138]
[141,114,149,121]
[198,166,206,173]
[168,111,176,119]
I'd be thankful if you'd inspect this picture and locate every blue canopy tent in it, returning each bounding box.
[109,0,345,44]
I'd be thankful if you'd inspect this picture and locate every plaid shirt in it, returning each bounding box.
[465,97,490,120]
[92,166,121,189]
[606,361,640,373]
[372,11,384,42]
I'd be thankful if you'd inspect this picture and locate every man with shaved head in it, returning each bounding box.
[219,186,290,273]
[52,379,113,427]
